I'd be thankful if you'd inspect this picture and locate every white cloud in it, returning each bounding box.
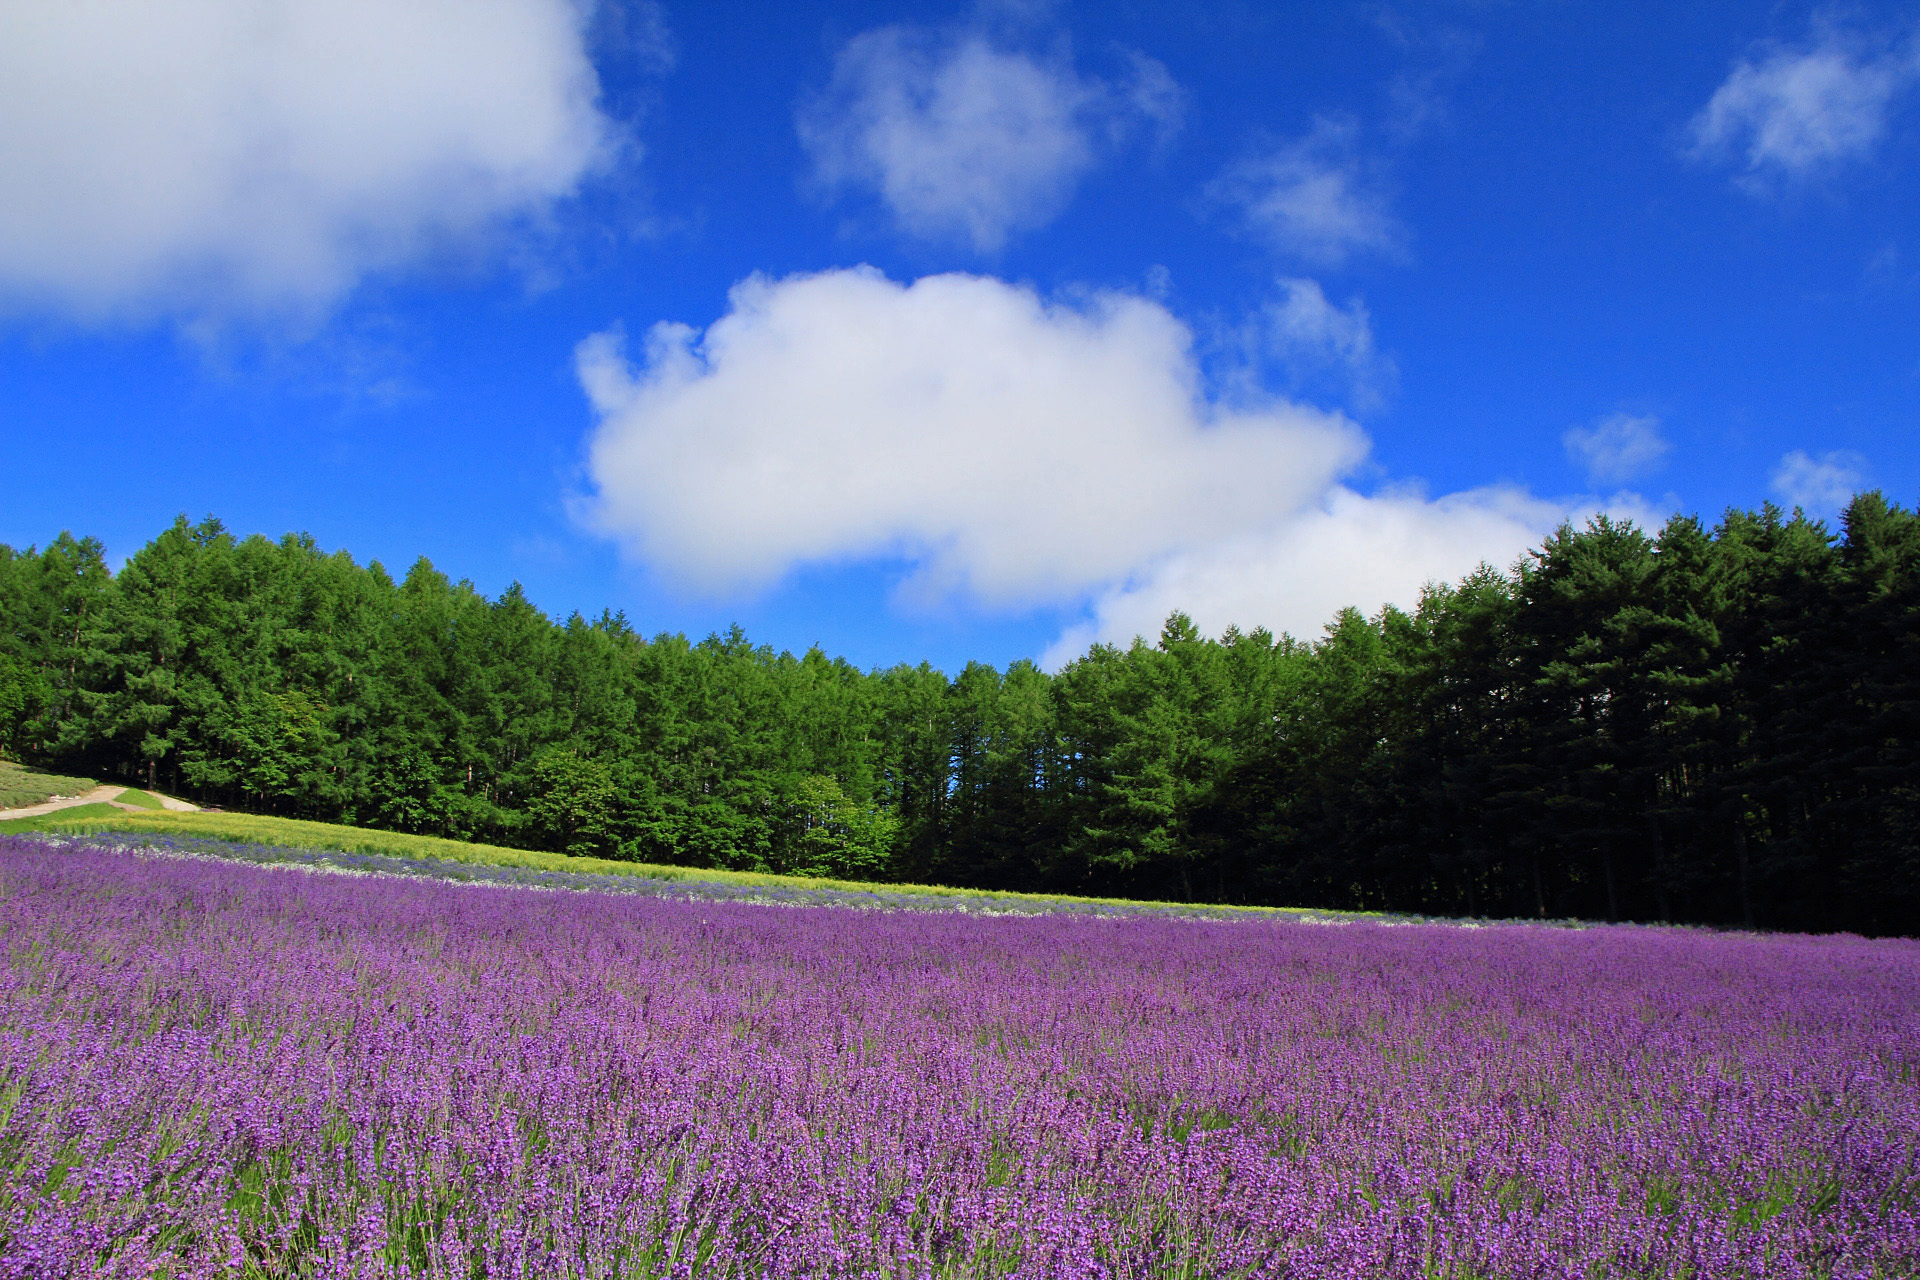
[1041,484,1568,663]
[1772,449,1866,516]
[577,266,1625,664]
[1210,117,1401,266]
[1563,413,1670,485]
[576,267,1364,606]
[797,28,1180,252]
[0,0,623,321]
[1229,278,1394,412]
[1691,25,1918,181]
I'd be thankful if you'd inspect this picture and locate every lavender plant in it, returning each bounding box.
[1,836,1915,1278]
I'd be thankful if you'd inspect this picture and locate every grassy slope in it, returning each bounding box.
[0,760,97,809]
[113,788,166,810]
[0,806,1336,919]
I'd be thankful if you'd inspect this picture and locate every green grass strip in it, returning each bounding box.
[112,788,166,810]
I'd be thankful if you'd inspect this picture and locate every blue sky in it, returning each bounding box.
[2,0,1915,672]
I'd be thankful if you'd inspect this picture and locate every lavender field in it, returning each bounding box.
[1,838,1917,1278]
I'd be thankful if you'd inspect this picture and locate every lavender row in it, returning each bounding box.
[39,832,1355,922]
[2,836,1916,1277]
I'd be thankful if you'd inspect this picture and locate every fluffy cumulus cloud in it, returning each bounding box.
[1209,117,1401,266]
[578,267,1600,659]
[1772,449,1867,516]
[1691,22,1919,182]
[577,267,1364,606]
[797,27,1180,252]
[0,0,621,320]
[1563,413,1670,486]
[1042,485,1568,665]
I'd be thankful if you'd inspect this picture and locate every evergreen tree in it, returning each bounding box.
[3,507,1914,934]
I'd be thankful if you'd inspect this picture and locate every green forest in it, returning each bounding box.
[3,496,1916,935]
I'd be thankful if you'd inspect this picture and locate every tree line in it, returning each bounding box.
[2,496,1916,935]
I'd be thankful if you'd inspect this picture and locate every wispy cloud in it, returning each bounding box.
[1771,449,1867,517]
[1690,20,1918,184]
[1227,278,1396,414]
[1563,414,1670,486]
[1208,117,1402,266]
[797,27,1180,252]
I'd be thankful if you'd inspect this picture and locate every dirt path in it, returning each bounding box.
[0,785,200,822]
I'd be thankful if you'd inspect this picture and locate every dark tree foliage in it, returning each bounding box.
[3,501,1917,934]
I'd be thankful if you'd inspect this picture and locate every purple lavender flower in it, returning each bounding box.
[1,836,1915,1277]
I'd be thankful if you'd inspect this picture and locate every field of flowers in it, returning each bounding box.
[2,836,1917,1278]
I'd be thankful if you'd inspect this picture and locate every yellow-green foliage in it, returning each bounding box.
[113,789,166,810]
[2,806,1326,918]
[0,760,97,810]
